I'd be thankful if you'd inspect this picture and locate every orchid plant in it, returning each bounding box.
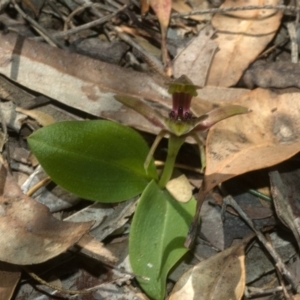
[28,75,249,300]
[115,75,249,187]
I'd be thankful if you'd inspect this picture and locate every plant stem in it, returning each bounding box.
[158,135,185,188]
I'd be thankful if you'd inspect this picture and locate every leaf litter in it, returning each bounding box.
[1,0,300,298]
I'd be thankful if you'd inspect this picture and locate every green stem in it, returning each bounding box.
[144,130,167,173]
[159,135,185,188]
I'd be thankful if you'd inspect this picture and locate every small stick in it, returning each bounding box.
[22,266,128,295]
[114,26,166,76]
[223,195,299,293]
[287,22,298,63]
[64,3,93,32]
[12,0,66,49]
[25,177,51,197]
[32,6,126,41]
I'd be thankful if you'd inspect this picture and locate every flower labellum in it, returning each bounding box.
[168,75,199,121]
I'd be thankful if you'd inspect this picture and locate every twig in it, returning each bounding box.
[11,0,66,49]
[185,188,208,248]
[223,195,299,293]
[114,26,166,77]
[287,22,299,63]
[72,0,104,18]
[245,286,286,298]
[22,266,128,295]
[21,165,44,193]
[0,102,9,173]
[47,0,72,26]
[33,6,126,42]
[172,5,300,18]
[64,3,93,31]
[266,233,293,300]
[26,177,51,197]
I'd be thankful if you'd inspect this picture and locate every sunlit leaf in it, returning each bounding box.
[28,120,157,202]
[170,237,249,300]
[129,180,196,300]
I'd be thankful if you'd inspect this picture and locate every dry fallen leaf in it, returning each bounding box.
[0,163,92,265]
[204,88,300,192]
[140,0,172,70]
[207,0,282,87]
[166,174,192,202]
[77,234,118,263]
[0,262,21,300]
[170,236,251,300]
[172,0,211,21]
[16,107,56,126]
[173,26,218,87]
[192,86,250,117]
[0,32,170,136]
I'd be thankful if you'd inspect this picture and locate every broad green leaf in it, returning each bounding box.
[129,180,196,300]
[28,120,157,202]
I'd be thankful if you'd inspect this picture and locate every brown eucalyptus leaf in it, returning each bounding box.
[192,87,250,117]
[173,26,218,87]
[0,262,21,300]
[204,88,300,192]
[170,237,249,300]
[206,0,282,87]
[0,32,170,136]
[149,0,172,69]
[172,0,211,21]
[150,0,171,30]
[0,163,92,265]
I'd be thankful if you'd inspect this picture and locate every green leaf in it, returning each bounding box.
[28,120,157,202]
[129,180,196,300]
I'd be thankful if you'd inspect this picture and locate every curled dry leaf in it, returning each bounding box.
[0,163,92,265]
[16,107,56,126]
[206,0,282,87]
[170,236,251,300]
[204,88,300,192]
